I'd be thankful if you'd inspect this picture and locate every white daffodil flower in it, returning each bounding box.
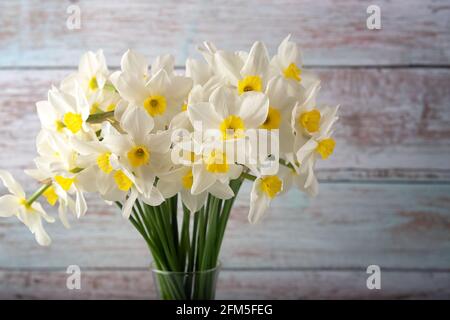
[248,174,284,224]
[0,170,55,246]
[69,122,123,200]
[60,50,109,96]
[103,106,171,206]
[33,130,89,218]
[206,41,271,96]
[270,34,319,93]
[25,166,76,229]
[262,76,299,156]
[291,82,339,142]
[291,103,339,195]
[188,86,269,140]
[42,85,93,137]
[111,50,193,130]
[171,134,243,200]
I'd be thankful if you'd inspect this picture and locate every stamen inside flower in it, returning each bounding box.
[114,170,133,191]
[55,120,65,132]
[97,152,113,174]
[127,145,150,167]
[63,113,83,134]
[143,95,167,117]
[283,63,302,81]
[89,76,98,90]
[260,107,281,130]
[204,150,229,173]
[260,176,282,198]
[181,103,188,112]
[106,103,116,112]
[90,102,101,114]
[181,170,194,190]
[315,138,335,159]
[55,175,75,191]
[43,186,58,206]
[299,109,321,133]
[237,75,263,95]
[220,115,245,139]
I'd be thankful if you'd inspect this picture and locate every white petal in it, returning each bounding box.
[214,50,243,85]
[75,189,87,218]
[238,92,269,128]
[151,54,174,75]
[169,76,193,101]
[140,186,165,206]
[248,179,270,224]
[122,189,138,219]
[208,181,234,200]
[120,105,154,142]
[209,86,238,117]
[147,130,172,154]
[121,49,148,77]
[146,69,170,95]
[0,170,25,198]
[181,189,207,213]
[188,102,222,131]
[191,165,216,195]
[241,41,270,77]
[0,195,19,217]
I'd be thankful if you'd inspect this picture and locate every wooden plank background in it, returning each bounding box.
[0,0,449,299]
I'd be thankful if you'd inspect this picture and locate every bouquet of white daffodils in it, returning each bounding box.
[0,35,338,299]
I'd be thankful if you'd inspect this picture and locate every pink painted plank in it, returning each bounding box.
[0,1,449,67]
[1,269,448,299]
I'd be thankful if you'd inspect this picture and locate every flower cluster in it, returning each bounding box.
[0,36,338,246]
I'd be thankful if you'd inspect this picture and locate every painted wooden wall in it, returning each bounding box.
[0,0,449,299]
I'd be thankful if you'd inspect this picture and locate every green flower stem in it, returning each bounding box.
[86,111,115,123]
[26,183,52,206]
[279,158,295,170]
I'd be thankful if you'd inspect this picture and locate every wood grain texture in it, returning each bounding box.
[0,68,449,182]
[0,0,449,67]
[1,183,449,269]
[1,269,449,299]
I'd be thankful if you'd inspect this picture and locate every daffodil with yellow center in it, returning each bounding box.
[113,170,133,191]
[220,115,245,139]
[63,112,83,134]
[127,145,150,167]
[181,170,194,190]
[204,150,229,173]
[315,138,335,159]
[260,176,282,199]
[143,95,167,117]
[299,109,321,133]
[283,63,301,81]
[260,107,281,130]
[97,152,113,174]
[237,75,263,95]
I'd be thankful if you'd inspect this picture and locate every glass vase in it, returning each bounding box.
[151,262,221,300]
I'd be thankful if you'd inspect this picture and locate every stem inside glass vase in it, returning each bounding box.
[151,262,221,300]
[124,176,244,300]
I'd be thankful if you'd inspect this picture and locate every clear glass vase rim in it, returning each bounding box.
[150,261,221,275]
